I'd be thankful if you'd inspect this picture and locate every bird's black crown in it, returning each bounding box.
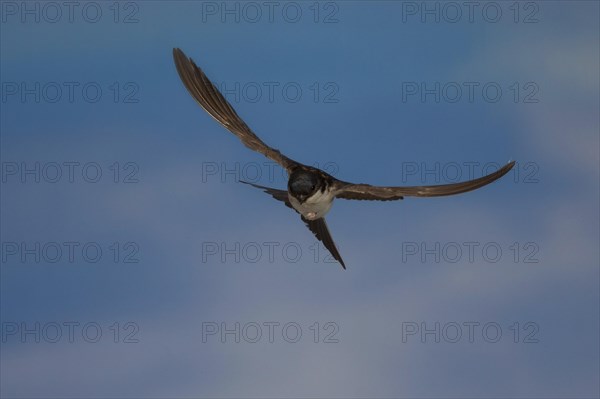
[288,169,322,199]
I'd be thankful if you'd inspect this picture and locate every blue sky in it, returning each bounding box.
[1,1,599,397]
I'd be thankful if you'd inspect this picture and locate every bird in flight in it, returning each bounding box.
[173,48,515,269]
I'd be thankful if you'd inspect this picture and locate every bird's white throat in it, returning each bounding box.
[289,189,334,220]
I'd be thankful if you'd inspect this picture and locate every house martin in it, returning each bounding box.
[173,48,515,269]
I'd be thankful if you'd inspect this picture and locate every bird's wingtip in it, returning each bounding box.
[172,48,187,60]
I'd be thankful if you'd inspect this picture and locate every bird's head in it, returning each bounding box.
[288,170,322,203]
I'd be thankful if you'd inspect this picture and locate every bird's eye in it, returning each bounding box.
[311,185,315,191]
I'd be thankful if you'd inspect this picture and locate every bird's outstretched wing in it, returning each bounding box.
[333,161,515,201]
[239,181,292,209]
[173,48,300,172]
[240,181,346,269]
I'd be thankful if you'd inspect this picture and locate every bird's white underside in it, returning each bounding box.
[288,189,334,220]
